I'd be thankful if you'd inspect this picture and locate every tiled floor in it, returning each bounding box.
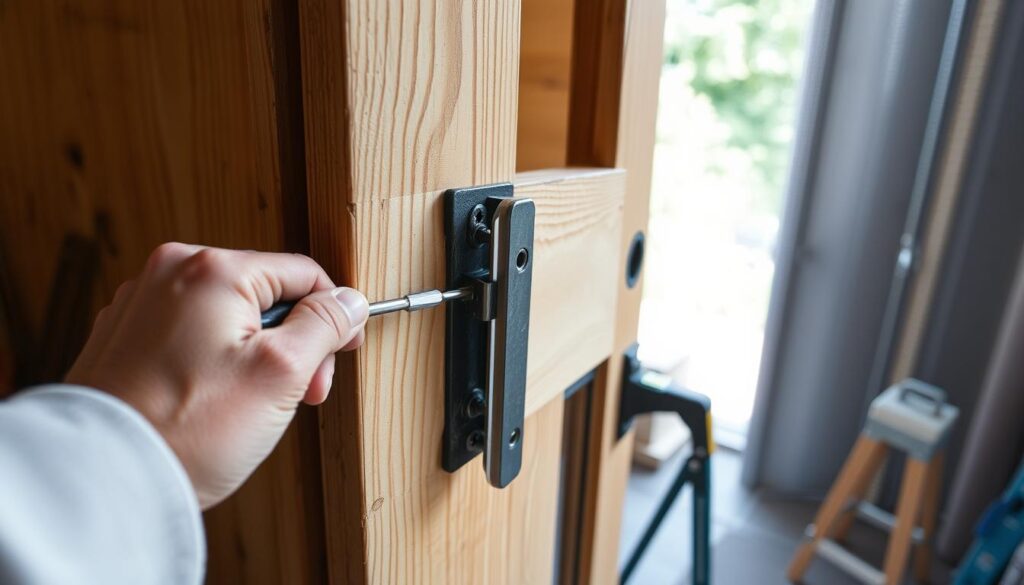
[619,448,954,584]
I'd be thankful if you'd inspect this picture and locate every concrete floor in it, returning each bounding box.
[619,448,954,584]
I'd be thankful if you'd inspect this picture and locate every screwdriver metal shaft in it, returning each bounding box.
[260,287,472,328]
[369,287,473,316]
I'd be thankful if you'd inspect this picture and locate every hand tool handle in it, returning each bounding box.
[260,301,296,328]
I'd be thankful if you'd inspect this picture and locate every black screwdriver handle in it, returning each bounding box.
[260,301,296,328]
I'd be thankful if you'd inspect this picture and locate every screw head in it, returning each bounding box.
[467,204,491,247]
[466,430,485,453]
[471,204,486,223]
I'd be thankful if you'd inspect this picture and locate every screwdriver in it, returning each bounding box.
[260,287,473,328]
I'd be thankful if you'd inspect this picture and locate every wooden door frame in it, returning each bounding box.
[293,0,666,582]
[297,0,664,582]
[564,1,667,582]
[295,0,665,582]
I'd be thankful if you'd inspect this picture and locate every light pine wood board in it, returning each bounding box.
[0,1,321,582]
[299,1,637,581]
[516,0,576,171]
[515,168,626,413]
[298,0,520,272]
[347,167,624,427]
[340,0,520,203]
[297,1,618,583]
[567,0,626,169]
[610,0,667,350]
[340,167,623,583]
[349,169,624,420]
[565,1,669,582]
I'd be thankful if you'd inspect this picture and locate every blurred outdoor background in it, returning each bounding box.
[638,0,813,449]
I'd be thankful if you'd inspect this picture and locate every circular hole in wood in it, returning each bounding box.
[625,231,645,288]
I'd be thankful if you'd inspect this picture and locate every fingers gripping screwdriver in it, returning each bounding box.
[259,287,473,328]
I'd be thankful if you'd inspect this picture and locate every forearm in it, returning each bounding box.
[0,385,204,584]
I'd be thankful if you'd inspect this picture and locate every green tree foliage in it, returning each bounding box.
[664,0,810,212]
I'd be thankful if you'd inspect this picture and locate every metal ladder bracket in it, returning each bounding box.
[442,183,535,489]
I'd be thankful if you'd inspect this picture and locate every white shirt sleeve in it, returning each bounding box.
[0,385,205,585]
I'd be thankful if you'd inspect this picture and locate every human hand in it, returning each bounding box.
[66,243,367,509]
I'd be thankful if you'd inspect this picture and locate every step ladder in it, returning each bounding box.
[788,379,959,585]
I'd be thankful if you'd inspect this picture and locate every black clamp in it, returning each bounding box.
[618,344,713,585]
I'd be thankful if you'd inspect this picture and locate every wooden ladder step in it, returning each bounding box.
[816,539,885,585]
[853,501,925,544]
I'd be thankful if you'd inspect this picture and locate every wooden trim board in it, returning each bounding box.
[568,0,668,582]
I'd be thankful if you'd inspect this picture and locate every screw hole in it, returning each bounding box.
[508,428,520,448]
[625,231,645,288]
[472,205,485,223]
[515,248,529,272]
[465,388,485,419]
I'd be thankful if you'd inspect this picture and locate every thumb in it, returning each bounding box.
[272,287,369,369]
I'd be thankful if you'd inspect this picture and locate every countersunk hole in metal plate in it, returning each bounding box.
[515,248,529,272]
[508,428,521,448]
[467,430,485,452]
[625,231,645,288]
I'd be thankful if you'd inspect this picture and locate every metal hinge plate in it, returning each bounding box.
[442,183,534,488]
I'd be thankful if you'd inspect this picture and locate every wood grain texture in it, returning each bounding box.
[317,166,623,584]
[298,2,609,583]
[515,168,625,414]
[298,8,632,583]
[342,0,520,202]
[567,0,627,169]
[344,166,623,429]
[568,1,668,582]
[557,384,593,585]
[609,0,666,350]
[0,1,321,583]
[516,0,576,171]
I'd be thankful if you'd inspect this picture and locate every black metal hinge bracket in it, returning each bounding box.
[442,183,534,489]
